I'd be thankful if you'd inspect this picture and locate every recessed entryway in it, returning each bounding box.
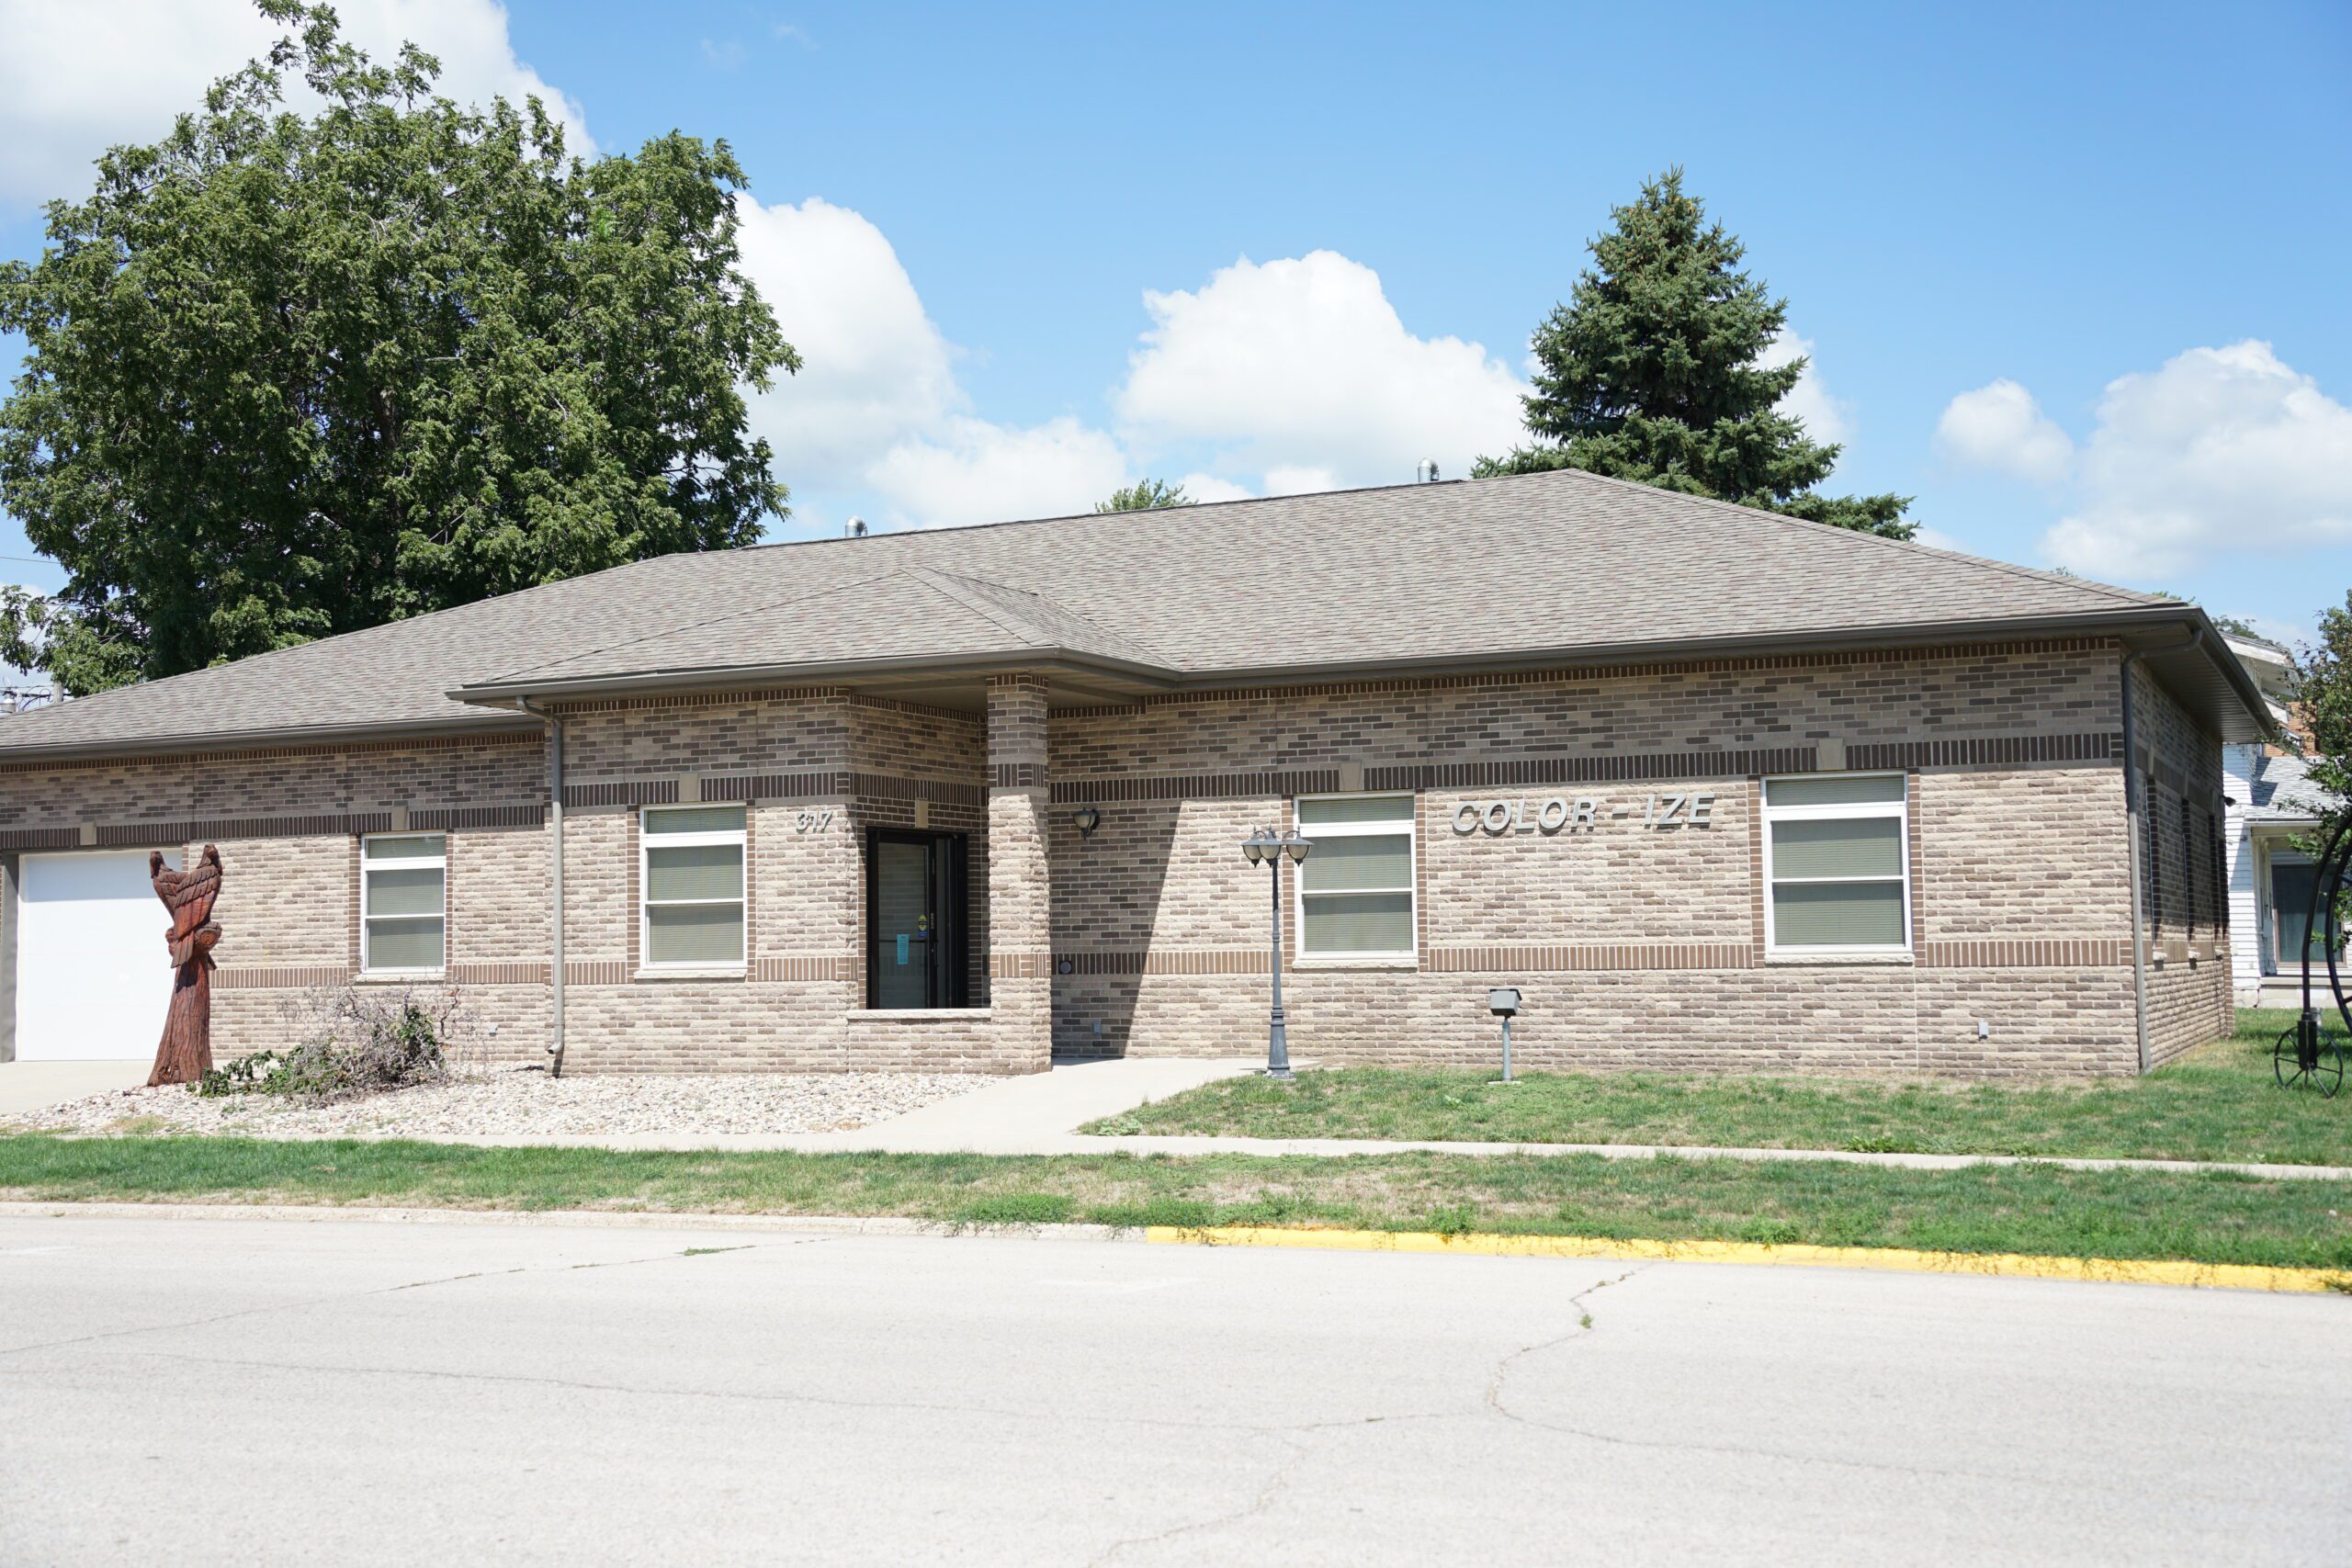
[865,829,969,1010]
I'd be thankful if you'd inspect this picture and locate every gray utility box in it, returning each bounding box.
[1488,987,1521,1017]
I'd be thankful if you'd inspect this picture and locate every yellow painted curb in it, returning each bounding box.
[1143,1225,2352,1295]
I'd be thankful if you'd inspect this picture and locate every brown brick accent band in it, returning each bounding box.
[1051,769,1340,805]
[1054,949,1272,976]
[752,954,853,983]
[1426,943,1755,973]
[850,773,985,807]
[549,686,842,717]
[216,964,356,989]
[1919,940,2132,967]
[564,779,681,809]
[1372,749,1816,791]
[725,769,851,800]
[0,827,83,851]
[99,812,394,846]
[564,960,629,987]
[412,804,545,830]
[989,951,1054,979]
[1849,732,2120,770]
[991,762,1046,789]
[449,961,552,986]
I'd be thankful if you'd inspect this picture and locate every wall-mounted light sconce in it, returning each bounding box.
[1072,805,1102,838]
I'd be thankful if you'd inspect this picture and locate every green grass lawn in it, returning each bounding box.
[3,1134,2350,1271]
[1086,1010,2352,1167]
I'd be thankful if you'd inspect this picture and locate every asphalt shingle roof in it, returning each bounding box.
[2246,754,2336,824]
[0,467,2197,758]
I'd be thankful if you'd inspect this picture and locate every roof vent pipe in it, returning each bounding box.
[1416,459,1440,483]
[846,516,868,537]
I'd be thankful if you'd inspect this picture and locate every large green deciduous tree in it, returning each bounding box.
[0,1,797,694]
[1476,169,1911,538]
[2296,593,2352,836]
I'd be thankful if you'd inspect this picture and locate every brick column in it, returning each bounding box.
[985,673,1053,1072]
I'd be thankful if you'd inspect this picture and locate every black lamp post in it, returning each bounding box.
[1241,825,1313,1078]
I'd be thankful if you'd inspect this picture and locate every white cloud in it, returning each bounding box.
[1758,330,1852,446]
[2041,341,2352,579]
[868,416,1129,528]
[0,0,591,207]
[1935,379,2074,483]
[1910,525,1969,554]
[1114,251,1526,491]
[1178,473,1253,504]
[731,196,961,491]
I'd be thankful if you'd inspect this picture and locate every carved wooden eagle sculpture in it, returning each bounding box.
[147,844,223,1087]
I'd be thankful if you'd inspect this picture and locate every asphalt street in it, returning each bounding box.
[0,1211,2344,1565]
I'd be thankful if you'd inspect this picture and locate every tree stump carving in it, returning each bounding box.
[147,845,222,1088]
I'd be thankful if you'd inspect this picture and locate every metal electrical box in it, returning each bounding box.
[1487,987,1521,1017]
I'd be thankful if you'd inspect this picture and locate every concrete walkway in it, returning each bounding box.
[0,1060,150,1118]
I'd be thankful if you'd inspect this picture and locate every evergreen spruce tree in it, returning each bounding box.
[1476,169,1911,538]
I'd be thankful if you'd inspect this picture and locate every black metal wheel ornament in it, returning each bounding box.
[2272,1019,2346,1098]
[2281,815,2352,1098]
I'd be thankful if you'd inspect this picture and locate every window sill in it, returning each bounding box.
[356,970,445,984]
[1292,956,1420,971]
[1764,950,1916,967]
[851,1008,994,1021]
[632,965,748,982]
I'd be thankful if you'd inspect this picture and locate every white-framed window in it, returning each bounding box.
[361,832,447,975]
[1762,773,1911,953]
[640,805,746,969]
[1294,794,1417,961]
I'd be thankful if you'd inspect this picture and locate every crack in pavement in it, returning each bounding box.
[1085,1431,1310,1567]
[57,1341,1479,1443]
[1478,1263,2172,1496]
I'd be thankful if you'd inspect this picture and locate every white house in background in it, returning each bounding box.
[2222,635,2336,1006]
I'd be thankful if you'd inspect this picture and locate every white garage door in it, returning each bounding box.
[16,850,180,1062]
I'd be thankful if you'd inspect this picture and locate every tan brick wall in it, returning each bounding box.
[0,638,2238,1077]
[2132,662,2234,1065]
[1046,642,2171,1075]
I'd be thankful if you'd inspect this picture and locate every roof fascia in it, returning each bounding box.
[449,647,1185,705]
[0,713,539,767]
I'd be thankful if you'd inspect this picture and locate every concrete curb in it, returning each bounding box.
[1147,1224,2352,1295]
[5,1201,2345,1295]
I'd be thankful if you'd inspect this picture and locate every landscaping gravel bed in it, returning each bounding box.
[6,1066,984,1139]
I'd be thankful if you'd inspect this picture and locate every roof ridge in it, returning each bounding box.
[1539,465,2169,610]
[481,568,907,685]
[902,563,1178,668]
[895,565,1059,649]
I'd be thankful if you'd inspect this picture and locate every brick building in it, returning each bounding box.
[0,469,2271,1076]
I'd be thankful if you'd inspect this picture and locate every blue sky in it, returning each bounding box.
[3,0,2347,644]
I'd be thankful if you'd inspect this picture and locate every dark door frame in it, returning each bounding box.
[864,828,970,1010]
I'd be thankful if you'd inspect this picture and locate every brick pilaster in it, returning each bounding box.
[985,673,1053,1071]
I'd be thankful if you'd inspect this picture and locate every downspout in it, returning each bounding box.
[514,698,568,1077]
[2120,626,2204,1074]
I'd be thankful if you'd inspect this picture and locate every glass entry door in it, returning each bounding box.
[865,829,968,1009]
